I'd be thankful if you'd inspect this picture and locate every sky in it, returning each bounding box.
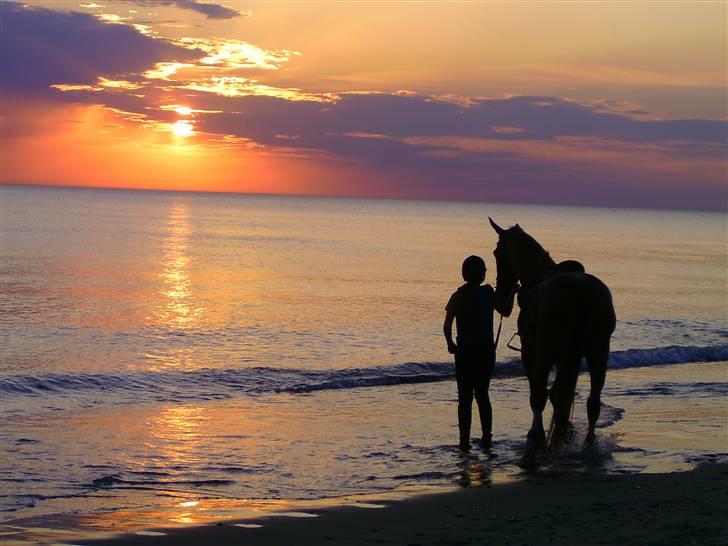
[1,0,726,210]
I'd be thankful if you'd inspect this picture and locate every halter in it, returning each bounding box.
[502,250,556,353]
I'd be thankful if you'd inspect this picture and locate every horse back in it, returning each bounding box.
[519,272,616,354]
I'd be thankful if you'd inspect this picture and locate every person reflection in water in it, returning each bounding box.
[443,256,496,452]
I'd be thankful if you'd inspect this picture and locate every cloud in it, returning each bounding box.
[0,2,201,94]
[178,77,329,102]
[42,60,728,182]
[2,2,724,210]
[178,92,725,151]
[55,75,724,172]
[122,0,242,19]
[173,37,300,70]
[162,92,723,209]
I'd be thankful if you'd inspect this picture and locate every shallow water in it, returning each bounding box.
[0,185,726,526]
[2,362,725,529]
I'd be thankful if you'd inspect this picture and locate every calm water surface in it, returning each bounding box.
[0,185,726,528]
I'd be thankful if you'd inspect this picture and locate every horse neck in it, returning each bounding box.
[512,245,555,288]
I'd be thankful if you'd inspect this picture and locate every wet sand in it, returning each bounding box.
[12,462,722,546]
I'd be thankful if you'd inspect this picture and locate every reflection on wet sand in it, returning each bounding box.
[457,455,493,488]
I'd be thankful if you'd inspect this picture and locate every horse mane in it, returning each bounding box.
[508,225,556,285]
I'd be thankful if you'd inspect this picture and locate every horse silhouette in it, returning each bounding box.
[489,218,616,467]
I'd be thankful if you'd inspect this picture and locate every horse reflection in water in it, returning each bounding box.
[489,218,616,467]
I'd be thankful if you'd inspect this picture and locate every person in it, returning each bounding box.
[443,255,496,451]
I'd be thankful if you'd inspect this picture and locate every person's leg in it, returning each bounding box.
[473,348,495,447]
[455,354,474,450]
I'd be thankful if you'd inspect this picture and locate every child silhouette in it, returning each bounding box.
[443,255,496,451]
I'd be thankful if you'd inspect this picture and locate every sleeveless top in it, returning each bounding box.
[446,283,495,347]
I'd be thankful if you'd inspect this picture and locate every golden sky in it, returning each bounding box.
[2,1,726,209]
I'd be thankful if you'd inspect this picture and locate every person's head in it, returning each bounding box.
[462,255,486,285]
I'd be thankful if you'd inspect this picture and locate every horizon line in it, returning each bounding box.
[1,181,726,215]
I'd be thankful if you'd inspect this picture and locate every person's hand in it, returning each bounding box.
[447,341,457,354]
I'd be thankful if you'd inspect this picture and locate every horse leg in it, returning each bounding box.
[585,340,609,445]
[527,369,548,448]
[549,359,580,452]
[520,352,549,468]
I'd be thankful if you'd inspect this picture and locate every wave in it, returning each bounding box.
[91,476,234,488]
[0,344,726,405]
[607,345,728,369]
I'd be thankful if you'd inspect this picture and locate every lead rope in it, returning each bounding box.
[494,313,504,349]
[506,331,521,352]
[500,284,522,352]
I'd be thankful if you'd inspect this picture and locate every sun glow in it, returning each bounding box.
[175,106,193,116]
[171,120,194,137]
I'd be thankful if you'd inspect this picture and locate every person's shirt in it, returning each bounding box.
[446,283,495,348]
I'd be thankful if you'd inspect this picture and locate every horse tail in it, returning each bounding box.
[576,276,616,357]
[586,275,616,337]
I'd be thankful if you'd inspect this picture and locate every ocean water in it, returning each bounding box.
[0,185,726,529]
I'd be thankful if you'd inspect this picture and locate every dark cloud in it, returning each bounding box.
[177,92,724,209]
[0,2,201,93]
[53,82,724,195]
[123,0,242,19]
[182,92,726,151]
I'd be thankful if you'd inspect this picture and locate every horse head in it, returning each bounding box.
[489,217,557,316]
[489,217,519,317]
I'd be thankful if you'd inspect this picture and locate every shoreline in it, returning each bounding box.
[4,463,727,546]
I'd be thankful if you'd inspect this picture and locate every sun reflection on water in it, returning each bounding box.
[142,203,204,370]
[148,404,207,458]
[155,204,203,330]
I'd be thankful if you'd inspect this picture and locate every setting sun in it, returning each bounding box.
[171,120,194,138]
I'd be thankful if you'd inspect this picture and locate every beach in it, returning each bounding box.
[2,463,725,545]
[1,186,726,543]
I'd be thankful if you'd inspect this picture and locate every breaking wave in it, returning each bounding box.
[0,344,725,408]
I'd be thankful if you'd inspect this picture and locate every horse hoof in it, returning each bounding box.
[519,450,538,469]
[526,430,546,450]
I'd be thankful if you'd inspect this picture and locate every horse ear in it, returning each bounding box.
[489,217,505,235]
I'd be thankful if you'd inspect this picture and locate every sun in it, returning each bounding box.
[175,106,193,116]
[171,120,194,138]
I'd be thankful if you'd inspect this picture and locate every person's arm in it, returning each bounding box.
[443,309,457,354]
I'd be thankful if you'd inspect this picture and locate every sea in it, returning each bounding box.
[1,184,726,532]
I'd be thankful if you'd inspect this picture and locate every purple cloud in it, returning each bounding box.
[48,82,725,210]
[0,2,201,94]
[180,92,726,151]
[178,93,725,209]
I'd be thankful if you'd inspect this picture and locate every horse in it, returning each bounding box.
[488,218,616,467]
